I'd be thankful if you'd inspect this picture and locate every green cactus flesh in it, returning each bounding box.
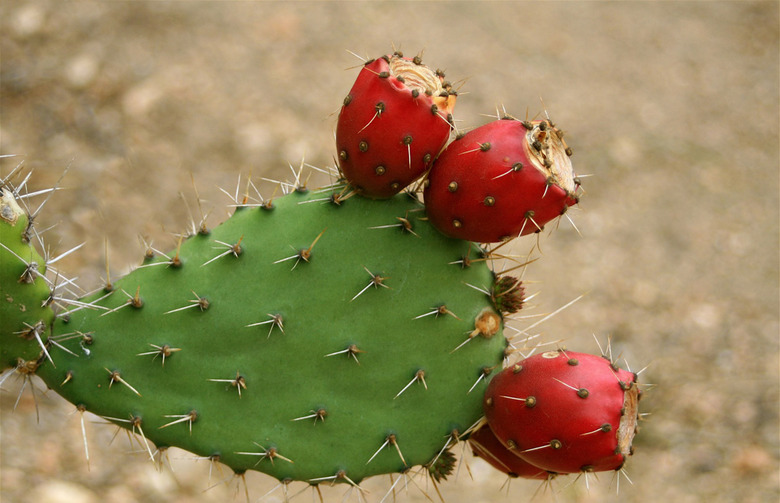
[33,185,506,483]
[1,187,55,367]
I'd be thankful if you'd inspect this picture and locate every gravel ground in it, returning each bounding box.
[1,1,778,502]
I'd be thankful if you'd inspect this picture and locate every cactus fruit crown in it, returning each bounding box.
[384,52,457,116]
[521,118,576,195]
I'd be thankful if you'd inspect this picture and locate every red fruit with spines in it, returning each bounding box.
[336,52,456,198]
[483,350,639,474]
[469,424,556,480]
[423,117,580,242]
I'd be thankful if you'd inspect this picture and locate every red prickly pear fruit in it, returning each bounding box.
[469,424,556,480]
[336,52,456,198]
[483,350,640,474]
[423,117,579,242]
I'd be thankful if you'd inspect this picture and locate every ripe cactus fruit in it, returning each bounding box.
[11,183,508,484]
[336,52,456,198]
[423,117,580,242]
[468,423,554,480]
[483,350,639,474]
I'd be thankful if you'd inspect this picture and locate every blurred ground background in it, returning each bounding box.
[1,1,778,502]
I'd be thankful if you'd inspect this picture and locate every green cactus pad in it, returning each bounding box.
[35,185,506,483]
[0,187,55,368]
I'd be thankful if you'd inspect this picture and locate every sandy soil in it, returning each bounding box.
[1,1,778,502]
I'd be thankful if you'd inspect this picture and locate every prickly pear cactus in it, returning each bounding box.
[0,47,644,499]
[2,179,508,485]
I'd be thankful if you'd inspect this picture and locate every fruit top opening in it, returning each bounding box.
[617,383,639,458]
[389,55,443,96]
[525,121,576,195]
[388,55,456,115]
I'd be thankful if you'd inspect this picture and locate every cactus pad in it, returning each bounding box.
[0,186,55,368]
[33,184,507,484]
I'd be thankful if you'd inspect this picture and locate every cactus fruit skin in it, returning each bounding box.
[483,350,639,474]
[31,185,507,484]
[423,118,579,242]
[469,424,554,480]
[0,187,55,368]
[336,53,456,198]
